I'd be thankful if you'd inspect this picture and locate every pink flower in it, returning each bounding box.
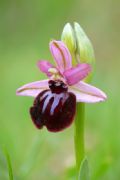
[16,40,107,132]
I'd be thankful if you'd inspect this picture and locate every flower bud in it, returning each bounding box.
[61,23,76,59]
[74,22,95,66]
[61,22,95,82]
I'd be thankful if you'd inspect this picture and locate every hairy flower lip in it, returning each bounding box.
[16,40,107,103]
[29,86,76,132]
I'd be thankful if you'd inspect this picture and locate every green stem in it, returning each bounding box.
[74,103,85,177]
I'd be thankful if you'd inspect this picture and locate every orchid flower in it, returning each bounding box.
[16,40,107,132]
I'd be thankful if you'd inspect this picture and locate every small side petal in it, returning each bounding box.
[16,80,49,97]
[50,40,72,73]
[64,63,91,85]
[69,81,107,103]
[37,60,54,77]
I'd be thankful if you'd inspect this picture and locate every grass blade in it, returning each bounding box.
[3,147,13,180]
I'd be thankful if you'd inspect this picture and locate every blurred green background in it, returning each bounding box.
[0,0,119,179]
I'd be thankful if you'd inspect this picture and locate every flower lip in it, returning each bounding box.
[30,83,76,132]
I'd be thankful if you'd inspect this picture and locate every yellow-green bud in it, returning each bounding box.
[61,23,76,55]
[61,22,95,82]
[74,22,95,66]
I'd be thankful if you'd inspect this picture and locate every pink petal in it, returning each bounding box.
[69,81,107,103]
[49,40,72,74]
[16,80,49,97]
[37,60,54,77]
[64,63,91,85]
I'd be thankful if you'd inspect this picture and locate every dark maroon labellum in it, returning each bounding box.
[30,80,76,132]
